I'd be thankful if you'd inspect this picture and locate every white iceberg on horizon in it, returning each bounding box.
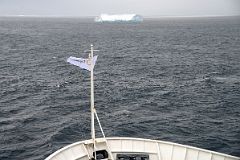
[95,14,143,22]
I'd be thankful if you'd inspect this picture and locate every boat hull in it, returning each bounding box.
[45,137,239,160]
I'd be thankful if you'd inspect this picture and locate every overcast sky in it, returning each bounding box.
[0,0,240,17]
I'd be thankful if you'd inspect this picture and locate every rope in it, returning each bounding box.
[94,109,114,160]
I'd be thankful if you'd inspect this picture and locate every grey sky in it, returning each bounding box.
[0,0,240,17]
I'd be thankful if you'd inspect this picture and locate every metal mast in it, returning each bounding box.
[89,44,96,158]
[88,44,113,160]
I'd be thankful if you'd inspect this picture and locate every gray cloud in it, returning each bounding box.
[0,0,239,17]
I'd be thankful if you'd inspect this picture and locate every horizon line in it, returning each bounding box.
[0,14,239,18]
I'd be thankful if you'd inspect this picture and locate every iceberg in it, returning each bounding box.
[95,14,143,22]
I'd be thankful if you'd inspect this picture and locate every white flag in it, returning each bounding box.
[67,56,98,71]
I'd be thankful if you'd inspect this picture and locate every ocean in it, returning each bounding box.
[0,16,240,160]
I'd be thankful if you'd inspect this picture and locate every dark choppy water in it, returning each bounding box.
[0,16,240,160]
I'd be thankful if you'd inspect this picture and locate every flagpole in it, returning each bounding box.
[67,45,113,159]
[90,44,96,159]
